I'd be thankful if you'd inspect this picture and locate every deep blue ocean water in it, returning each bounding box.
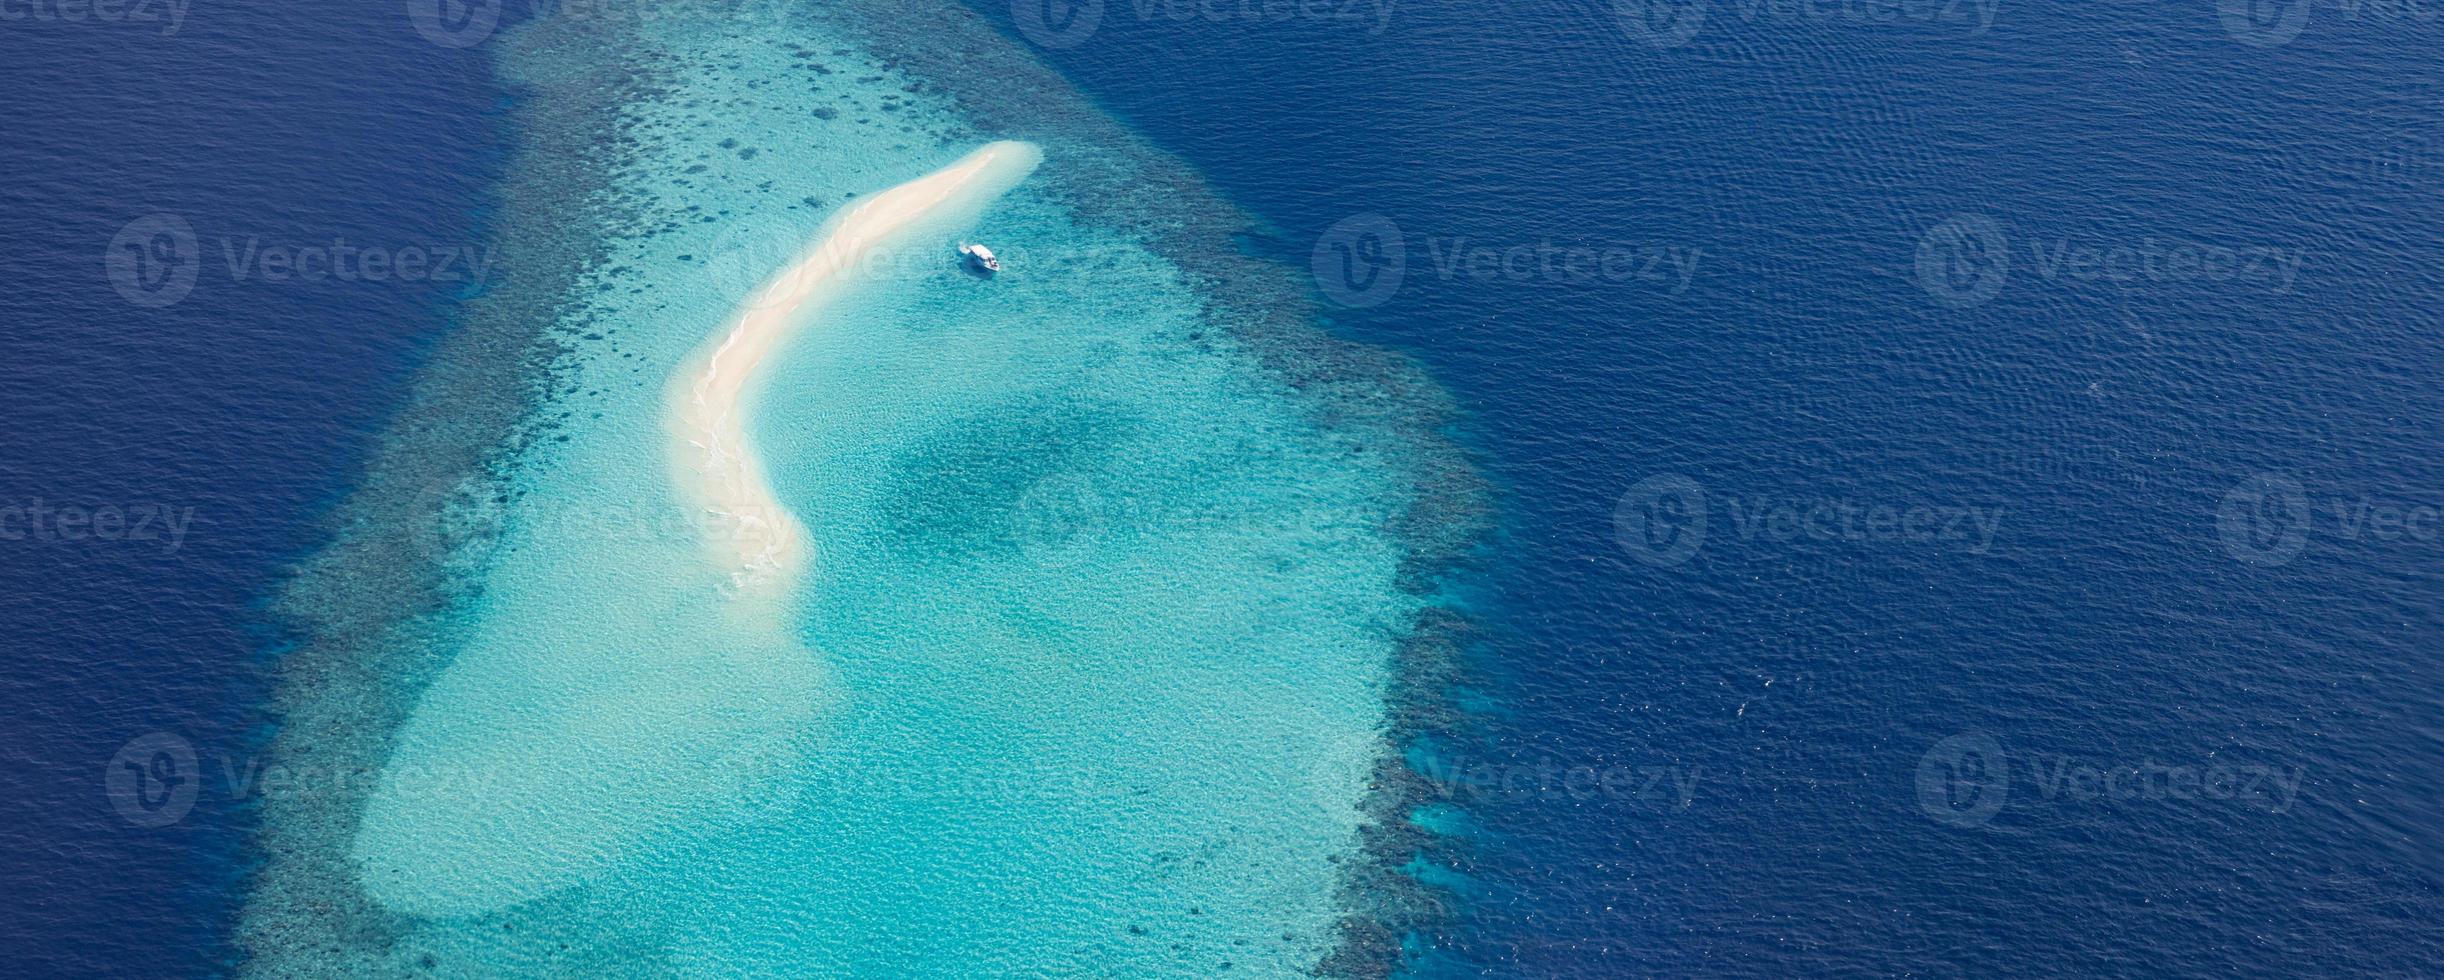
[998,0,2441,974]
[3,0,2438,975]
[0,2,499,973]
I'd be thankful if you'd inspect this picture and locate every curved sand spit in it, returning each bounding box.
[669,141,1044,589]
[347,145,1044,921]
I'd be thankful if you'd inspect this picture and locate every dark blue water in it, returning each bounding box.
[0,3,497,974]
[990,0,2443,975]
[7,0,2440,975]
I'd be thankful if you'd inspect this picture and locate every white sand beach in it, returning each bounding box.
[668,141,1043,589]
[344,145,1045,920]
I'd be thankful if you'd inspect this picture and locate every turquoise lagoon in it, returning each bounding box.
[245,6,1462,976]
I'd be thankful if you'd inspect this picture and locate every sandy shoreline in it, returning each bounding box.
[667,141,1043,589]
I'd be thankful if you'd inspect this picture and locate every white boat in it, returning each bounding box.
[958,242,1001,275]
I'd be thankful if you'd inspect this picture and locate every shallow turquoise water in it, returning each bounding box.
[283,10,1430,976]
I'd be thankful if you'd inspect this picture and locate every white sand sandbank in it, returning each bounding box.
[346,145,1041,920]
[669,140,1043,589]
